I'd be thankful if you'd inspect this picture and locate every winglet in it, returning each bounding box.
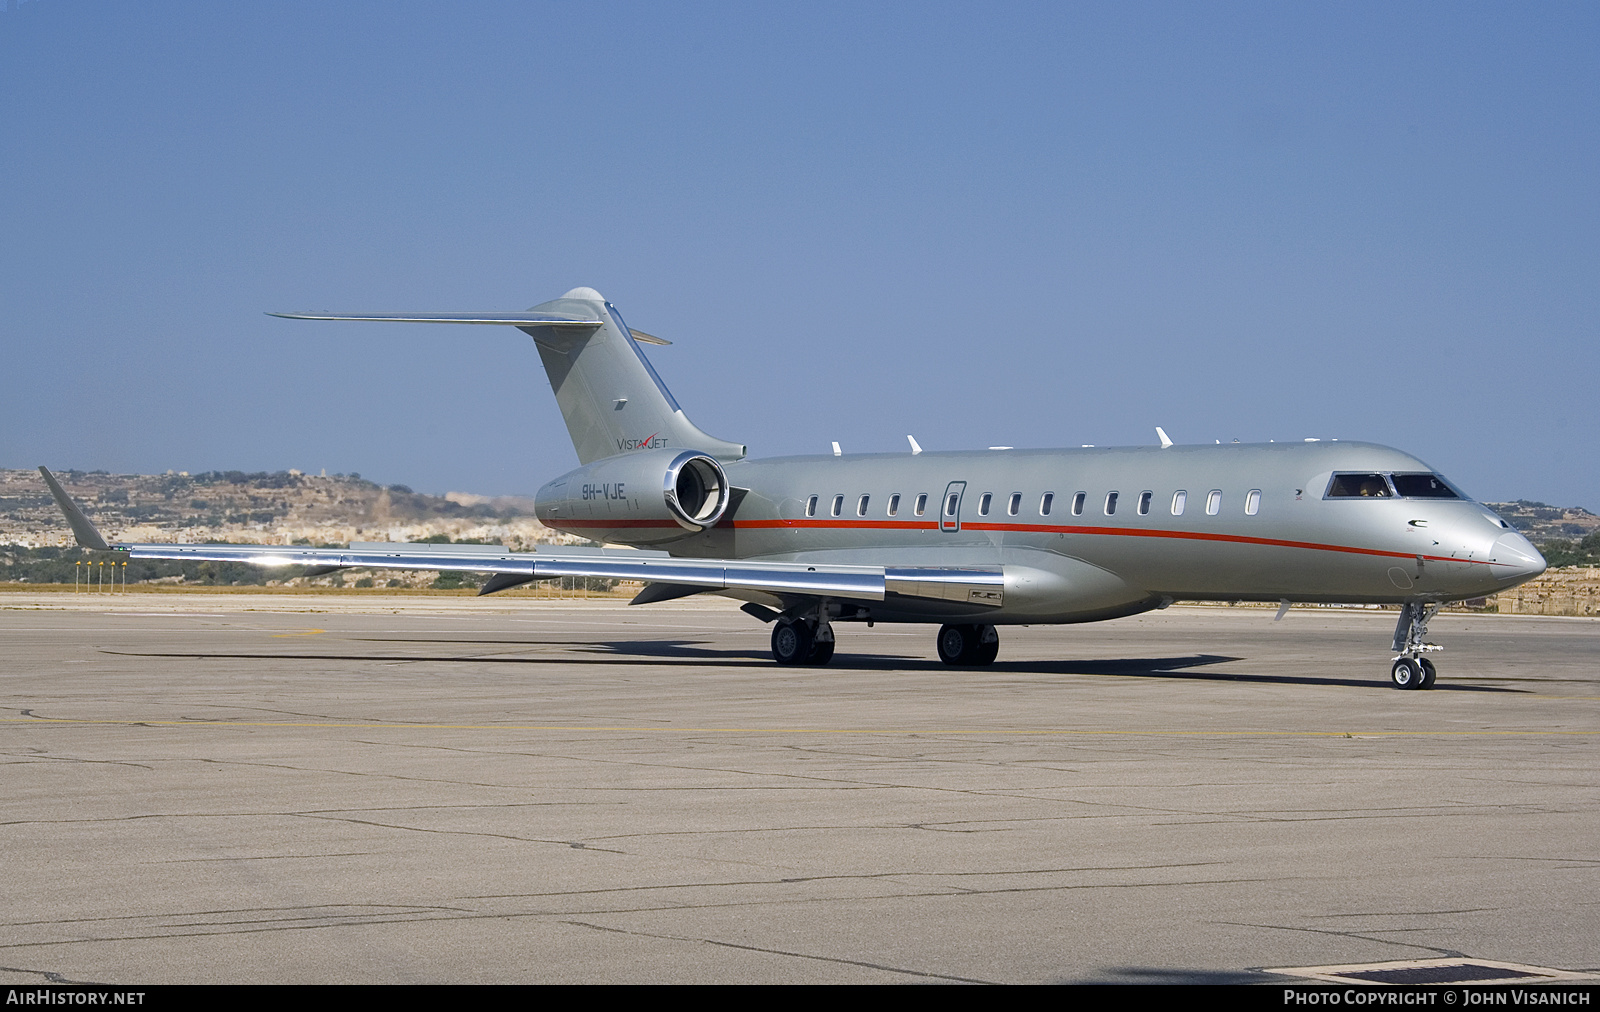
[907,435,923,456]
[1156,426,1173,449]
[37,466,111,550]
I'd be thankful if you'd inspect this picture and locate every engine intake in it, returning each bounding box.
[663,452,729,529]
[535,448,732,544]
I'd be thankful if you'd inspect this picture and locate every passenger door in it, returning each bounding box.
[940,481,966,533]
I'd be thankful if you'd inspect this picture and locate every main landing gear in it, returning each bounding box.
[766,612,1001,668]
[937,623,999,666]
[771,616,835,666]
[1390,601,1441,690]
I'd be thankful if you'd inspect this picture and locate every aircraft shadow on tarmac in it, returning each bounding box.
[590,642,1527,691]
[106,643,1525,692]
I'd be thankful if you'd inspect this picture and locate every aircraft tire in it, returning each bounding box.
[772,619,814,666]
[973,637,999,666]
[937,624,980,665]
[1391,657,1424,689]
[807,638,835,666]
[1419,657,1437,689]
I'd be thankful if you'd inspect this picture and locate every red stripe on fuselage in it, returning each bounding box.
[724,518,1505,567]
[547,518,683,528]
[732,518,940,531]
[542,517,1506,567]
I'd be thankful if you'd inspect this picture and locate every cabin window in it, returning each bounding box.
[1245,489,1261,515]
[978,492,992,516]
[1325,473,1392,498]
[1137,491,1152,515]
[1071,492,1086,516]
[831,494,844,517]
[1206,489,1222,515]
[1391,473,1461,499]
[1040,492,1054,516]
[887,493,900,516]
[805,495,818,518]
[914,493,928,516]
[857,494,869,517]
[1104,491,1119,516]
[1008,492,1021,516]
[945,493,959,517]
[1172,490,1187,516]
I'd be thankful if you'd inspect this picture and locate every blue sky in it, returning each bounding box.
[3,1,1596,507]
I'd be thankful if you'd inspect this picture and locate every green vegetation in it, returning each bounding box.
[551,575,620,593]
[1539,533,1600,568]
[2,537,617,592]
[0,545,274,586]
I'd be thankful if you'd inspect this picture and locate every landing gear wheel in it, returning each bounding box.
[772,619,815,666]
[1418,657,1437,689]
[937,624,998,666]
[1391,657,1424,689]
[937,624,976,665]
[807,637,835,666]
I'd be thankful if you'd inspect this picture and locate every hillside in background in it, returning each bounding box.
[0,467,583,589]
[1486,500,1599,541]
[0,468,553,549]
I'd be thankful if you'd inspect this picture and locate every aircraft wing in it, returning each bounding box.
[120,540,897,599]
[113,542,1003,605]
[38,468,1001,606]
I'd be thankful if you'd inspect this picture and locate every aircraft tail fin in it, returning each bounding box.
[522,288,745,465]
[271,288,745,466]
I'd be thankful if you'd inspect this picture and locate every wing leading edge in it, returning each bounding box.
[118,542,1001,605]
[123,541,893,600]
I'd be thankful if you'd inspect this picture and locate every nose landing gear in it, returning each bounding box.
[1391,601,1441,689]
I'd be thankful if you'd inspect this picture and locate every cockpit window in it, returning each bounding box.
[1391,473,1461,499]
[1326,473,1392,498]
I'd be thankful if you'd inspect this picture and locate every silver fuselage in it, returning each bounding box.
[542,441,1545,625]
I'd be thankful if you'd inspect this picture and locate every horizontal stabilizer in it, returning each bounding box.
[268,312,605,327]
[269,312,669,344]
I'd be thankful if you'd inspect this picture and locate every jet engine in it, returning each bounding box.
[534,448,731,545]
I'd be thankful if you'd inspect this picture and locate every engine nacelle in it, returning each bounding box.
[535,448,731,545]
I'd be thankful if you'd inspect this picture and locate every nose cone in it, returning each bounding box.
[1492,531,1546,585]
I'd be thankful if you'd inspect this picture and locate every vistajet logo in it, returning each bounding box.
[617,432,668,452]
